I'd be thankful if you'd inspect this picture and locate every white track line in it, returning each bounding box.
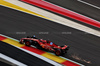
[0,53,27,66]
[43,0,100,25]
[78,0,100,10]
[48,52,84,66]
[0,34,84,66]
[3,0,100,37]
[0,34,62,66]
[0,0,98,65]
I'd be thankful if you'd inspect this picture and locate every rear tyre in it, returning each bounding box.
[55,49,63,56]
[25,41,31,47]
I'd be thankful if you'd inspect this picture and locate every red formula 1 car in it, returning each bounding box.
[19,35,69,56]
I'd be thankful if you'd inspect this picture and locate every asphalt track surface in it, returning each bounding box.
[83,0,100,7]
[0,41,52,66]
[45,0,100,22]
[0,6,100,66]
[0,61,11,66]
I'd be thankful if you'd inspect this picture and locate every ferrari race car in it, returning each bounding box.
[19,35,69,56]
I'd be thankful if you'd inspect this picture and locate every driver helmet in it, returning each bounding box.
[33,35,36,37]
[31,35,36,38]
[50,42,53,45]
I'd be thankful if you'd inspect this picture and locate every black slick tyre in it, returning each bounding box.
[55,49,62,56]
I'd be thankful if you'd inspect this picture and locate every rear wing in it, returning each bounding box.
[62,45,69,50]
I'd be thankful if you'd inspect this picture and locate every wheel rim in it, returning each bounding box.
[56,50,60,55]
[26,42,30,45]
